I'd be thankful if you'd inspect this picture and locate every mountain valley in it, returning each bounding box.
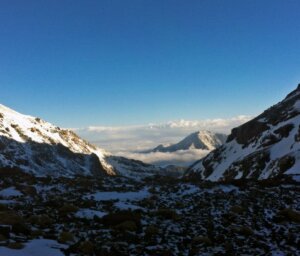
[0,86,300,255]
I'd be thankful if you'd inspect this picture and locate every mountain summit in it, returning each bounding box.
[186,85,300,181]
[145,131,227,153]
[0,104,162,179]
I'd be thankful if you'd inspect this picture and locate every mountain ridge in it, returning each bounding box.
[0,104,163,179]
[185,84,300,181]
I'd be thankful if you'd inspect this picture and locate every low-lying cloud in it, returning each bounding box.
[74,115,251,166]
[116,149,210,167]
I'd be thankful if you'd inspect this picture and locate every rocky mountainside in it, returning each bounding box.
[0,170,299,255]
[186,85,300,181]
[143,131,227,153]
[0,104,163,179]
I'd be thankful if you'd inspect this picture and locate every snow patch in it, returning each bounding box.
[0,187,23,198]
[0,239,67,256]
[293,100,300,111]
[84,187,150,202]
[75,209,106,219]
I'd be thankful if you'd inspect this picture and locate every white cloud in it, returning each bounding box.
[74,115,251,166]
[116,149,210,167]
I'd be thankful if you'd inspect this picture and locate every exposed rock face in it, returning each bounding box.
[186,85,300,181]
[0,136,109,177]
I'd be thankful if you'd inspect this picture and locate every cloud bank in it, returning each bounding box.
[74,115,251,166]
[116,149,210,167]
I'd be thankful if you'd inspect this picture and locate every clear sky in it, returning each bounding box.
[1,0,300,127]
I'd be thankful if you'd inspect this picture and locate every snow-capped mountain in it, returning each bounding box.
[144,131,227,153]
[186,84,300,181]
[0,104,163,178]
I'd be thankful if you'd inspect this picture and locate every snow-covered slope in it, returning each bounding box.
[0,104,162,178]
[144,131,227,153]
[186,84,300,181]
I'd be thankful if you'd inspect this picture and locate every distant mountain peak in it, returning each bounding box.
[144,130,227,153]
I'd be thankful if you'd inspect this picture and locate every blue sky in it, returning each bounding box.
[1,0,300,127]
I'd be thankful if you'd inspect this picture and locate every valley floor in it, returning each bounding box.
[0,169,299,256]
